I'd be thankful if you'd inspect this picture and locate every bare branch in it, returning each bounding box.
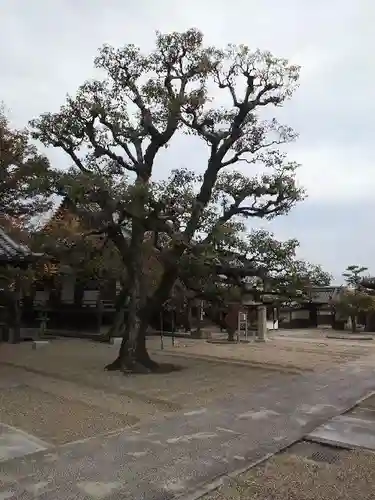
[221,139,286,167]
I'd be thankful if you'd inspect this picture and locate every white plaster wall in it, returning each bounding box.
[61,276,76,304]
[267,320,279,330]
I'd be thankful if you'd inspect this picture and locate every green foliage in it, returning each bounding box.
[246,229,331,296]
[343,265,368,288]
[0,108,53,226]
[176,225,331,312]
[31,205,124,284]
[335,289,375,317]
[335,265,375,331]
[30,29,302,251]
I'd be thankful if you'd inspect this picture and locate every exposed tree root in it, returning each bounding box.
[105,352,182,374]
[105,357,123,371]
[105,352,159,373]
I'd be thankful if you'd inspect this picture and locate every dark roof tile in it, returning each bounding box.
[0,227,41,263]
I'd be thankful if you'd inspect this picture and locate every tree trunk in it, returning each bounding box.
[135,316,158,370]
[106,222,148,372]
[108,241,191,372]
[351,315,357,333]
[106,163,222,371]
[227,329,235,342]
[106,176,152,373]
[184,301,192,332]
[101,286,128,342]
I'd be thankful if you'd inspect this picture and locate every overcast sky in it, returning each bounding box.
[1,0,374,283]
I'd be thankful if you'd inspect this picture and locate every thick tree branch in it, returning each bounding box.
[98,115,142,166]
[84,119,137,173]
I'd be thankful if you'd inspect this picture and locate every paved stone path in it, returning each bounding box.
[307,395,375,451]
[0,423,49,463]
[1,357,375,500]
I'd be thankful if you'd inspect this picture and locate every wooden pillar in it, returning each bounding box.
[186,300,192,332]
[196,300,202,334]
[96,293,103,334]
[9,280,21,344]
[256,305,267,342]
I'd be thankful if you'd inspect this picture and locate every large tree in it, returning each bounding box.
[31,29,303,372]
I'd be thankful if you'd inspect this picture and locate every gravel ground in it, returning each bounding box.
[0,340,278,409]
[204,446,375,500]
[0,365,164,423]
[2,335,375,499]
[0,340,281,444]
[1,334,371,447]
[155,336,374,372]
[0,385,137,445]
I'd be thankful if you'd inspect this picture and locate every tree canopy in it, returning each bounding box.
[31,29,302,249]
[0,108,53,227]
[343,265,369,289]
[332,265,374,332]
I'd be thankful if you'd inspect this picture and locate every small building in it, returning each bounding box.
[18,197,173,335]
[21,197,120,330]
[279,286,343,328]
[0,226,45,342]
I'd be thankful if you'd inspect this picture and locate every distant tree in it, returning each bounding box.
[0,108,53,227]
[177,228,331,340]
[332,265,372,332]
[343,265,368,289]
[358,276,375,332]
[334,289,375,332]
[245,228,331,295]
[31,204,124,285]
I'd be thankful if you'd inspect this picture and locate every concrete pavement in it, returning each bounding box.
[1,357,375,499]
[0,423,49,463]
[307,393,375,451]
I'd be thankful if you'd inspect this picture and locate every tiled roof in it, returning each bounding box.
[0,227,42,264]
[308,286,342,303]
